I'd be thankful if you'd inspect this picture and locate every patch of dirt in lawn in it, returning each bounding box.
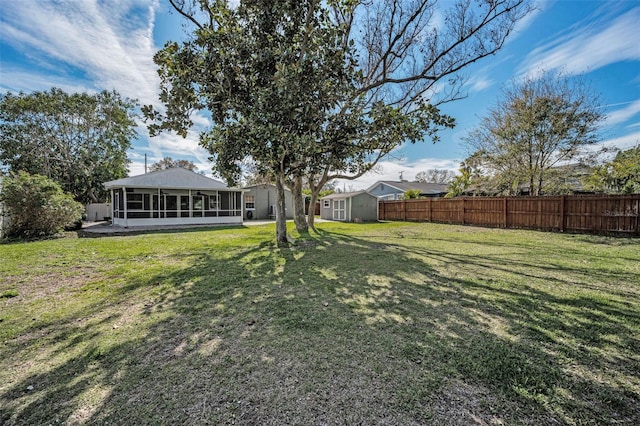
[430,379,545,425]
[1,266,103,306]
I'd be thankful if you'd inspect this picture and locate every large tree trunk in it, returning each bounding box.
[537,173,544,196]
[86,186,99,204]
[307,170,329,230]
[529,175,535,196]
[274,173,289,246]
[307,189,319,230]
[291,175,308,233]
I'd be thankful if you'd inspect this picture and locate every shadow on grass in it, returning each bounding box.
[1,226,639,425]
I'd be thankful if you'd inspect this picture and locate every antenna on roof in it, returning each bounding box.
[144,153,148,174]
[399,171,403,181]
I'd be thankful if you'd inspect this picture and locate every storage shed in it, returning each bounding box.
[320,191,379,222]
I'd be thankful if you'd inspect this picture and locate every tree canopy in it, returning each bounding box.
[462,71,604,196]
[149,157,198,172]
[415,169,456,184]
[0,88,138,204]
[585,145,640,194]
[145,0,531,242]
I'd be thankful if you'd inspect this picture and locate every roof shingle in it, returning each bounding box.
[104,168,232,190]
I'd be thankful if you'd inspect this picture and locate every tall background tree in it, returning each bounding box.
[462,71,605,196]
[149,157,198,172]
[0,88,138,204]
[145,0,531,242]
[415,169,456,184]
[585,145,640,194]
[296,0,530,229]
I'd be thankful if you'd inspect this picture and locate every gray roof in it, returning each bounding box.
[321,190,372,200]
[369,180,448,194]
[243,183,291,192]
[104,168,234,190]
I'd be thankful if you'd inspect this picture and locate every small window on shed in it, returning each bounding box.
[245,195,255,209]
[323,200,330,208]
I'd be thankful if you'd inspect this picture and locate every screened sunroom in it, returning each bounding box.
[104,168,244,227]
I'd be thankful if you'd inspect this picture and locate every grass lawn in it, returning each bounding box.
[1,221,639,425]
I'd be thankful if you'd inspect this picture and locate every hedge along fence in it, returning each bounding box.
[378,194,640,236]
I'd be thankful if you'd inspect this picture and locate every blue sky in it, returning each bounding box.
[1,0,639,189]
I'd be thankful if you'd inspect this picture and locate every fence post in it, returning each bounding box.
[559,195,565,232]
[503,197,507,228]
[423,199,428,221]
[403,200,406,221]
[537,198,542,229]
[462,198,466,225]
[636,194,640,236]
[428,198,432,222]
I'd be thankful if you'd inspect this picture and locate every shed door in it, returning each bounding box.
[333,199,346,221]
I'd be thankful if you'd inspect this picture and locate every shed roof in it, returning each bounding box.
[321,190,373,200]
[104,168,235,190]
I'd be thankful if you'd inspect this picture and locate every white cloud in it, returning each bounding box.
[510,0,550,39]
[606,100,640,127]
[127,158,216,178]
[130,116,212,167]
[0,0,162,104]
[129,106,215,175]
[0,0,218,171]
[597,131,640,152]
[519,6,640,78]
[0,65,91,94]
[148,131,209,161]
[468,76,494,93]
[128,132,216,178]
[334,158,462,191]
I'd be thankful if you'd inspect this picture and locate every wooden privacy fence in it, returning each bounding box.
[378,194,640,236]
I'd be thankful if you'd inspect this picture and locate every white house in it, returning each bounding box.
[104,168,245,227]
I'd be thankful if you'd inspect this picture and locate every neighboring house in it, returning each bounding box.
[544,163,595,195]
[320,191,379,222]
[463,164,595,196]
[367,180,448,200]
[104,168,245,227]
[242,184,294,220]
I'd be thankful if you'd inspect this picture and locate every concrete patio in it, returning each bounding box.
[78,218,323,237]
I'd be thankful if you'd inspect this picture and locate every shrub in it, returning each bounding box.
[0,171,84,239]
[400,189,422,199]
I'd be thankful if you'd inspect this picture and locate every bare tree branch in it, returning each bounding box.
[168,0,204,30]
